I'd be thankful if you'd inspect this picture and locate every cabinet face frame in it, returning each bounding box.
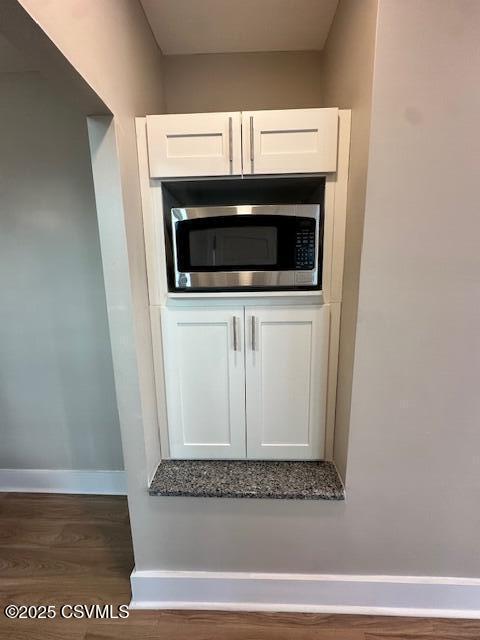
[135,111,351,461]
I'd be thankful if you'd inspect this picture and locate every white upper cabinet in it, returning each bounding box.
[145,108,338,178]
[146,112,242,178]
[160,306,246,459]
[242,108,339,175]
[245,305,330,460]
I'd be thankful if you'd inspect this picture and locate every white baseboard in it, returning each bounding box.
[130,569,480,619]
[0,468,127,495]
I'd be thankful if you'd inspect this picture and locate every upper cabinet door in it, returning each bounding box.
[146,112,242,178]
[242,108,338,175]
[245,305,330,460]
[160,306,246,459]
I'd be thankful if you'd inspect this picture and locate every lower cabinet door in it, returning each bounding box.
[245,306,330,460]
[161,307,246,459]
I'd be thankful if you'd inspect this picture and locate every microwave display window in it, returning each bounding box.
[189,226,278,268]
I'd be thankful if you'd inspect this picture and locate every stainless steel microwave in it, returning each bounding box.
[167,204,322,291]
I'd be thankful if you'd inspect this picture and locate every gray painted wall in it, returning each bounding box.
[320,0,378,480]
[0,71,122,470]
[16,0,480,583]
[126,0,480,579]
[18,0,166,497]
[163,51,323,113]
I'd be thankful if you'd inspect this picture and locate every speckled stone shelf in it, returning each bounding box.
[149,460,345,500]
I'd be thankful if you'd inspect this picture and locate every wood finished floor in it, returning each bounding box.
[0,493,479,639]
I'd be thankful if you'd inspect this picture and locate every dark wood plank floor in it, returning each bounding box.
[0,493,479,639]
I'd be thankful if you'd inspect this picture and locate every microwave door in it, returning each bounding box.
[171,206,320,291]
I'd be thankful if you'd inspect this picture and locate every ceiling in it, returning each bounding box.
[141,0,339,56]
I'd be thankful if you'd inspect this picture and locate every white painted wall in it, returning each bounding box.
[0,71,122,470]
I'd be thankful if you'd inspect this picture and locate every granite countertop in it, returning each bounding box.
[149,459,345,500]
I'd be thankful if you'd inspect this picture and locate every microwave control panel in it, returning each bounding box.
[294,219,316,270]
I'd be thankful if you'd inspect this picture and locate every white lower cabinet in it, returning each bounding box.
[245,306,329,460]
[161,307,246,459]
[160,305,329,460]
